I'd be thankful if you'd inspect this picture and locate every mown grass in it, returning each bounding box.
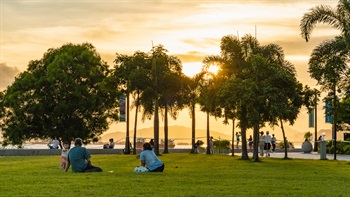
[0,153,349,197]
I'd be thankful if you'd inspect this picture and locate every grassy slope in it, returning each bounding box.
[0,154,349,196]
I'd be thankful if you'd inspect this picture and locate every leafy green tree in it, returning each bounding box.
[0,43,120,146]
[208,34,304,161]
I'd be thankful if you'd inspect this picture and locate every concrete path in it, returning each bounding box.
[238,151,350,161]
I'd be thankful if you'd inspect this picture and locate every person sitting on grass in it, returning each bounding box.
[65,138,102,173]
[136,142,164,172]
[47,137,59,149]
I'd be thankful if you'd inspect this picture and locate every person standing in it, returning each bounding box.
[139,142,164,172]
[271,134,276,152]
[264,131,272,157]
[248,135,253,152]
[65,138,102,173]
[60,141,70,170]
[236,132,241,148]
[259,131,265,157]
[209,136,214,154]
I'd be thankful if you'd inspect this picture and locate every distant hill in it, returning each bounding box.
[1,124,346,146]
[100,124,323,146]
[100,125,231,144]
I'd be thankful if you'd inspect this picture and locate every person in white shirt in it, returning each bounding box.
[60,141,70,169]
[47,137,59,149]
[264,131,272,157]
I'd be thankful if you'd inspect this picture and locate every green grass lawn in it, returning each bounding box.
[0,153,349,196]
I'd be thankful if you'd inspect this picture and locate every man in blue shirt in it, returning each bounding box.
[139,142,164,172]
[65,138,102,173]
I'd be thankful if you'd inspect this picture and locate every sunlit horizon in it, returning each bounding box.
[0,0,340,136]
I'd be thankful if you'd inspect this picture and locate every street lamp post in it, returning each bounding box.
[332,84,337,160]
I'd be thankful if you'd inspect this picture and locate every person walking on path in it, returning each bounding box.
[65,138,102,173]
[271,134,276,152]
[259,131,265,157]
[264,131,272,157]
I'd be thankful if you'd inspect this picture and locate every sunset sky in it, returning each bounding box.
[0,0,341,141]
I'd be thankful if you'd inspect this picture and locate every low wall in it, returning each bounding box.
[0,148,192,156]
[0,148,301,156]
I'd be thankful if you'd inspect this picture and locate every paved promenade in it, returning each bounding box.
[240,151,350,161]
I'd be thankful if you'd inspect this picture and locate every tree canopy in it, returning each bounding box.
[0,43,120,145]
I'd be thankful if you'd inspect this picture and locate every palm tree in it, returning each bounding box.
[301,0,350,160]
[308,37,349,159]
[142,45,183,155]
[300,0,350,43]
[114,51,152,154]
[159,71,185,154]
[182,73,205,153]
[208,34,303,161]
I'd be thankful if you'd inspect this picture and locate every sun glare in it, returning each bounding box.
[208,65,219,75]
[182,62,203,77]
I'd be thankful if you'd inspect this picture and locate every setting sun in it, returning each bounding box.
[182,62,203,77]
[208,65,219,75]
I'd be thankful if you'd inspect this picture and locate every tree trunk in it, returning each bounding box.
[124,93,130,154]
[132,95,139,155]
[253,122,259,161]
[163,107,169,154]
[231,119,235,157]
[280,119,288,159]
[241,124,249,160]
[206,112,211,154]
[313,98,318,152]
[191,104,196,153]
[154,98,160,155]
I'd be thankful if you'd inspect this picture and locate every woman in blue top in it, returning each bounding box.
[139,142,164,172]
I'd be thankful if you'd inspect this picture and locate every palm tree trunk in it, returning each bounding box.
[154,98,160,155]
[124,93,130,154]
[313,96,318,152]
[332,83,337,160]
[191,104,196,153]
[206,112,211,154]
[231,119,235,157]
[132,94,140,155]
[163,106,169,154]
